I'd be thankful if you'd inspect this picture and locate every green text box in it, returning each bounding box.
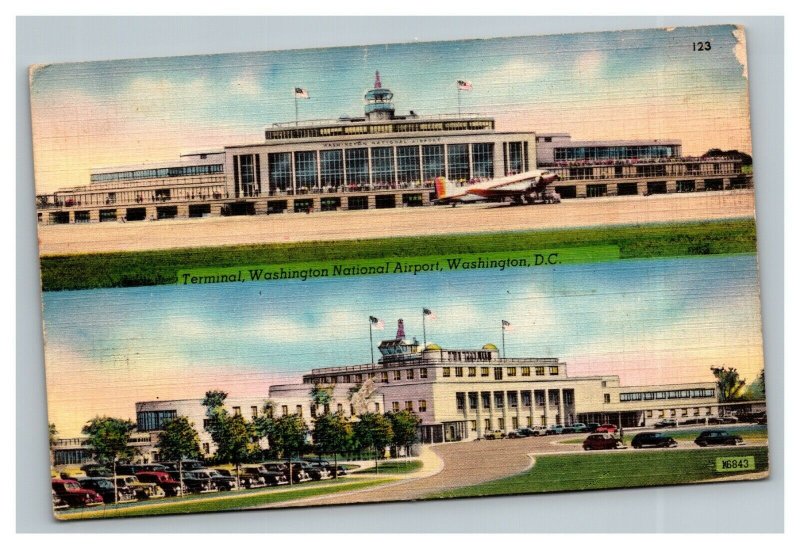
[176,246,620,285]
[715,456,756,473]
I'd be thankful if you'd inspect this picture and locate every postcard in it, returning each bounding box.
[32,24,768,520]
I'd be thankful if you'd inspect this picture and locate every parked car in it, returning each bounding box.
[654,419,678,429]
[694,430,745,447]
[79,477,134,504]
[117,463,168,475]
[302,457,348,477]
[631,432,678,449]
[507,429,532,439]
[196,469,236,491]
[80,464,114,478]
[546,425,570,435]
[483,430,507,440]
[287,460,331,481]
[161,459,206,472]
[176,471,217,494]
[707,416,738,425]
[114,475,165,501]
[570,423,590,433]
[528,426,549,436]
[52,489,69,511]
[586,423,601,432]
[252,463,294,485]
[680,417,707,426]
[595,424,618,433]
[582,433,625,451]
[51,479,104,508]
[214,467,261,489]
[135,470,182,497]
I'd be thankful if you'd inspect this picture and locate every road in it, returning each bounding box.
[37,190,755,255]
[254,432,768,509]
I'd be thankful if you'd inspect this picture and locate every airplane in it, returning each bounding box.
[433,170,561,206]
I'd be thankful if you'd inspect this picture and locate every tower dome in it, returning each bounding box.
[482,343,499,351]
[364,70,395,121]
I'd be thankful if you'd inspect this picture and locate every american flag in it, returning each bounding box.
[369,316,385,330]
[457,80,473,91]
[502,320,513,331]
[423,308,437,320]
[294,87,309,98]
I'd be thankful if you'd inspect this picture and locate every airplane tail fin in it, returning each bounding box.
[434,176,462,199]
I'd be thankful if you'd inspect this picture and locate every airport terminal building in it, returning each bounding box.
[36,72,751,224]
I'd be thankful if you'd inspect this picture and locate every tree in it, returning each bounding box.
[49,423,58,466]
[157,416,202,462]
[81,416,137,465]
[386,410,421,457]
[269,414,308,485]
[201,389,257,486]
[252,400,277,456]
[312,412,352,479]
[710,366,747,402]
[353,412,393,473]
[744,369,766,400]
[309,384,333,416]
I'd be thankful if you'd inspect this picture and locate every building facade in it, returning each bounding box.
[36,72,751,224]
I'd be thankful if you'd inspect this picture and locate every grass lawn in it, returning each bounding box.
[429,446,769,499]
[40,219,756,291]
[559,425,769,445]
[351,460,423,475]
[56,477,391,520]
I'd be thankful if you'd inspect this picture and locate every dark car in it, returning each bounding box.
[198,468,236,491]
[586,423,601,432]
[174,470,217,493]
[288,460,330,481]
[80,464,114,478]
[631,432,678,449]
[707,416,738,425]
[161,460,206,472]
[582,433,624,451]
[507,429,531,439]
[250,464,292,485]
[302,457,348,477]
[79,477,134,504]
[694,430,744,447]
[136,470,182,497]
[51,479,104,508]
[116,463,169,476]
[654,419,678,429]
[570,423,590,433]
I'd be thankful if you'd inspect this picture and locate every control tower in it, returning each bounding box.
[364,71,395,121]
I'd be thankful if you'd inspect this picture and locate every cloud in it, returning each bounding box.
[732,26,749,79]
[573,50,605,80]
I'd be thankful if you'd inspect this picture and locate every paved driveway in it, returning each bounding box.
[255,432,768,509]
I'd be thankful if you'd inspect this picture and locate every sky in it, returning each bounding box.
[43,254,764,437]
[29,25,752,194]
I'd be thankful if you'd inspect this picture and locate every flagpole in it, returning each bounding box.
[457,88,461,115]
[422,309,427,347]
[295,94,299,126]
[501,320,506,359]
[369,320,375,365]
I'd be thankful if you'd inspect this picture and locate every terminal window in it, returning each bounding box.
[381,372,389,383]
[468,367,476,377]
[419,368,428,379]
[522,367,531,376]
[405,401,413,411]
[456,393,465,410]
[392,402,400,412]
[507,367,517,376]
[443,367,451,377]
[536,367,545,376]
[393,370,401,381]
[549,366,559,375]
[455,367,463,377]
[481,367,490,377]
[406,369,415,380]
[418,400,427,412]
[469,420,477,432]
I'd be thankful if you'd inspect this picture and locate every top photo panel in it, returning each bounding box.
[31,25,753,258]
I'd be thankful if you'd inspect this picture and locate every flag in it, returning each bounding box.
[457,80,473,91]
[369,316,385,330]
[502,320,513,331]
[294,87,309,98]
[423,308,437,320]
